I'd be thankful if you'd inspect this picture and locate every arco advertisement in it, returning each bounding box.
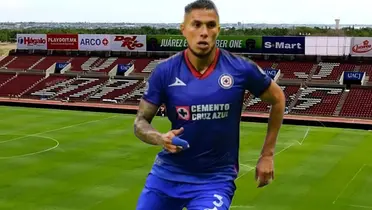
[78,34,110,51]
[146,35,262,53]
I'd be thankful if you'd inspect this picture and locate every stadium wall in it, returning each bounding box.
[1,97,371,131]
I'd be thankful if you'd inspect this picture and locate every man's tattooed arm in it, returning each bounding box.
[133,99,163,146]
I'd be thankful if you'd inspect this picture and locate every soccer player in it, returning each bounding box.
[133,0,286,209]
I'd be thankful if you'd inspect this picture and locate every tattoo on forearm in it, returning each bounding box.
[134,100,162,146]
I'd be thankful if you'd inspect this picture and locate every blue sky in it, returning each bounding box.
[0,0,371,24]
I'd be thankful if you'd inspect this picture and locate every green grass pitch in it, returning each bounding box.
[0,105,371,210]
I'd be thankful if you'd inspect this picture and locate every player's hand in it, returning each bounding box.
[160,127,185,153]
[255,155,274,188]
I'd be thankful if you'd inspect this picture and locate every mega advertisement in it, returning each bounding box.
[78,34,110,51]
[47,34,79,50]
[17,34,47,50]
[110,35,147,52]
[146,35,262,53]
[262,36,305,54]
[350,37,372,57]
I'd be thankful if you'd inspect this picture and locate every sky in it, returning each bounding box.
[0,0,371,24]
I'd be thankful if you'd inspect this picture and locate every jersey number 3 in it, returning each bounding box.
[204,194,224,210]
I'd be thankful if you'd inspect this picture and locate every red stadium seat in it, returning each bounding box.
[339,87,372,118]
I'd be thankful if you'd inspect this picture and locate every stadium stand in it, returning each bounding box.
[122,81,148,104]
[311,62,355,82]
[1,53,372,120]
[22,74,76,99]
[359,64,372,83]
[2,56,43,70]
[339,87,372,118]
[245,85,300,113]
[0,73,45,96]
[291,87,344,116]
[32,56,73,71]
[132,58,154,73]
[87,78,143,102]
[275,61,315,80]
[51,76,109,101]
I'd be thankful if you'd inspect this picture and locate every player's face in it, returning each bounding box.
[181,9,220,58]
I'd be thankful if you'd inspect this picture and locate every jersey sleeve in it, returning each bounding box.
[142,65,166,106]
[243,60,272,97]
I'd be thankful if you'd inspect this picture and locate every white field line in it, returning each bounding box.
[237,127,310,180]
[333,164,367,204]
[348,204,372,209]
[0,115,119,143]
[0,135,59,160]
[230,205,255,209]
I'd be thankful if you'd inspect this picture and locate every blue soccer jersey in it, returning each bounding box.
[142,48,272,184]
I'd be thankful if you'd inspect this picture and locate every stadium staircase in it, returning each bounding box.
[0,73,45,97]
[1,56,17,68]
[56,77,109,101]
[19,75,47,97]
[25,75,78,99]
[291,87,344,116]
[354,65,361,72]
[296,64,318,80]
[333,90,349,116]
[306,64,320,82]
[0,73,17,88]
[92,78,142,102]
[88,57,118,73]
[142,60,161,73]
[241,91,253,111]
[28,57,46,70]
[82,79,111,101]
[288,87,303,112]
[120,79,147,104]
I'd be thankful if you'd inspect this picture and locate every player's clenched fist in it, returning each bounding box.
[159,127,186,153]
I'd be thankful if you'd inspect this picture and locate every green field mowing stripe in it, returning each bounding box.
[0,106,371,210]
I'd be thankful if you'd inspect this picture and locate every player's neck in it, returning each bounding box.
[186,48,218,73]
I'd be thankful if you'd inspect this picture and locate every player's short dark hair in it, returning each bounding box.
[184,0,219,16]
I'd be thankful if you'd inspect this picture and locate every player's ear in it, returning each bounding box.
[216,24,221,37]
[180,21,187,37]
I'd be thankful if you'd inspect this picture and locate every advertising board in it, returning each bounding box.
[47,34,79,50]
[146,35,262,53]
[350,37,372,57]
[110,35,147,52]
[78,34,110,51]
[17,34,47,50]
[262,36,305,54]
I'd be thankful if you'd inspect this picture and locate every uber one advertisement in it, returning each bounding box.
[146,35,263,53]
